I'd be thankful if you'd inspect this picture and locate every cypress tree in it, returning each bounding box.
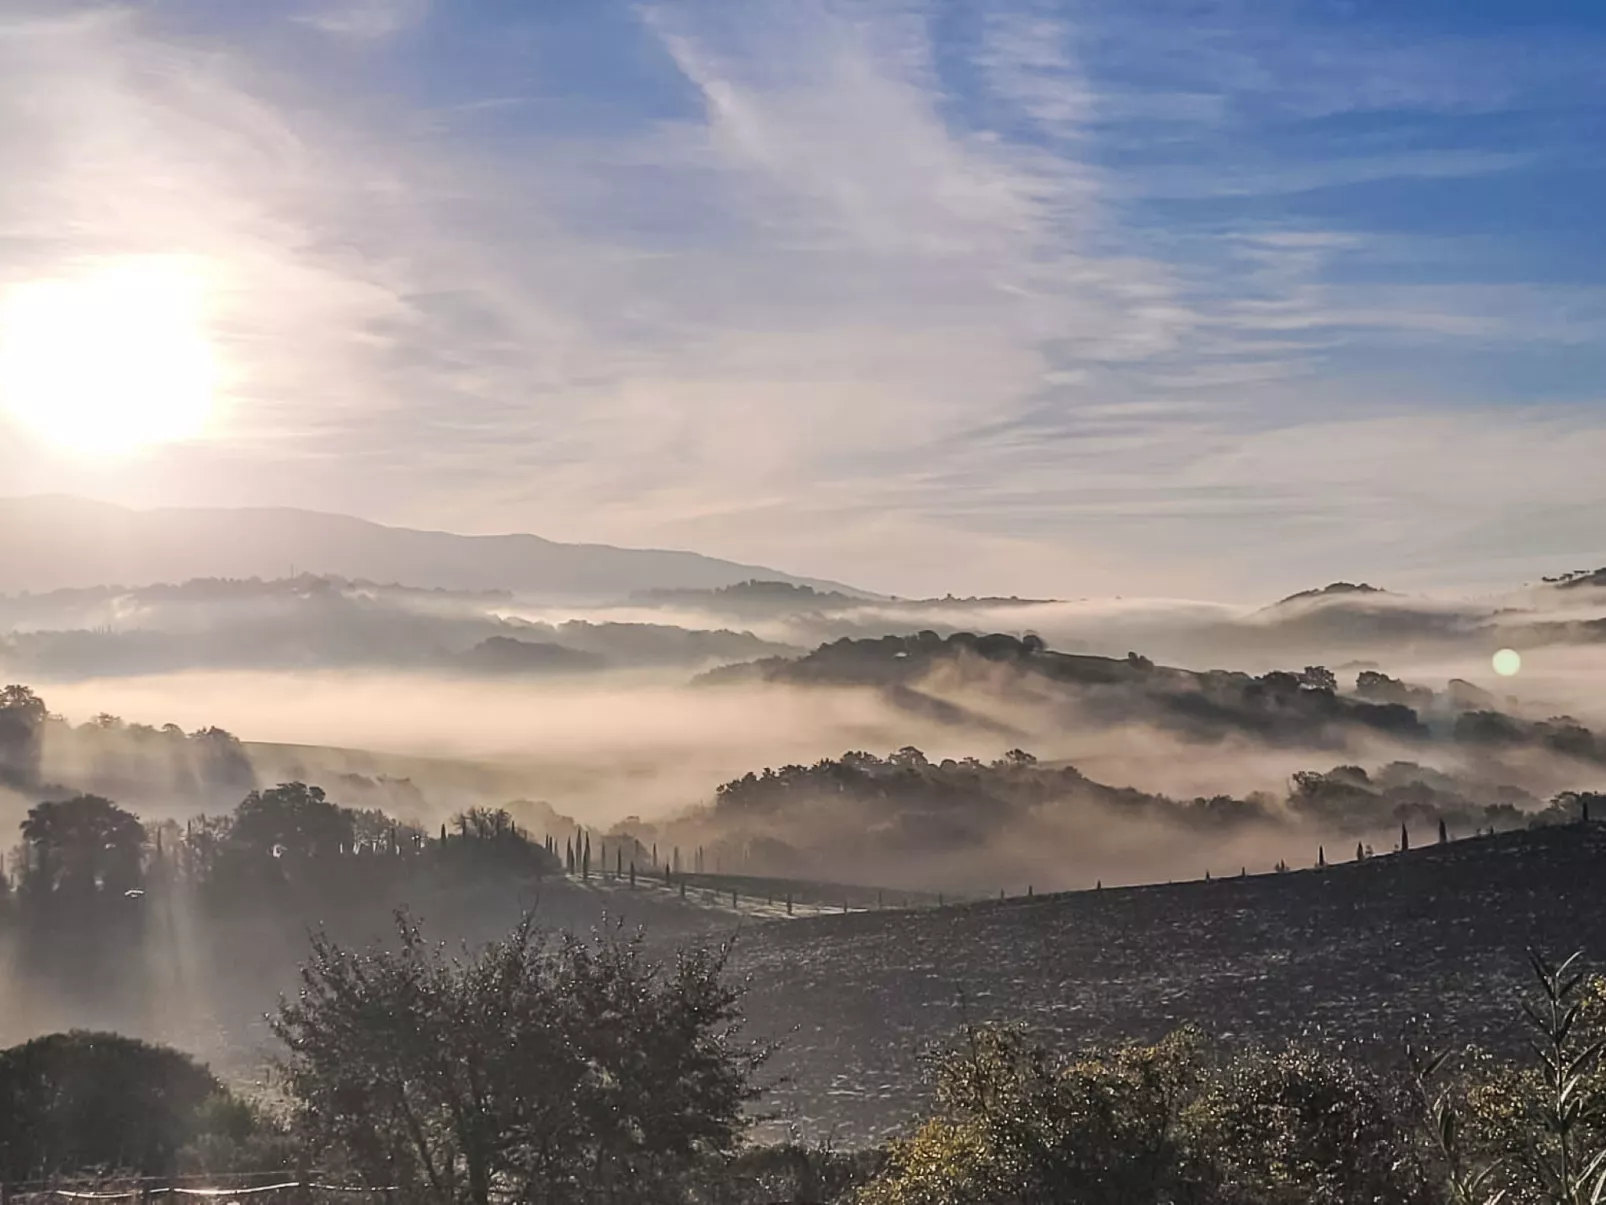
[629,861,636,888]
[1438,817,1448,844]
[565,838,574,874]
[1400,823,1410,853]
[1318,846,1326,867]
[1356,842,1365,862]
[616,847,622,877]
[582,833,591,879]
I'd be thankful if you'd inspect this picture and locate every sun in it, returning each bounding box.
[0,258,219,455]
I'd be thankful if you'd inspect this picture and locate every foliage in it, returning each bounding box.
[271,911,764,1205]
[0,682,48,787]
[17,794,145,900]
[858,1026,1204,1205]
[1185,1044,1435,1204]
[1419,955,1606,1205]
[437,807,561,877]
[0,1031,249,1181]
[229,782,354,861]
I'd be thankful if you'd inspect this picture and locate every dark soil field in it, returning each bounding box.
[730,823,1606,1142]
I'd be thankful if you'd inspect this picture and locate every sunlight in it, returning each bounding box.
[0,257,219,455]
[1492,647,1522,677]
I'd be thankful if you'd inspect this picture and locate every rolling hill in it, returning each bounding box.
[732,821,1606,1141]
[0,496,862,599]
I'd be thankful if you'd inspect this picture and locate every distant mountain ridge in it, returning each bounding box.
[0,496,863,599]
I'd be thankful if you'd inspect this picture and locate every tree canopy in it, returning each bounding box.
[272,912,763,1205]
[0,1031,240,1181]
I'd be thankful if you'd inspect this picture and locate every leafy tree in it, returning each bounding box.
[0,1031,246,1180]
[1415,954,1606,1205]
[1185,1046,1434,1204]
[0,683,48,786]
[188,725,256,796]
[229,782,354,861]
[437,807,559,877]
[272,912,762,1205]
[859,1026,1203,1205]
[1300,666,1339,693]
[18,795,145,900]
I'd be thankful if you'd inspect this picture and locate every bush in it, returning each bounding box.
[0,1031,257,1181]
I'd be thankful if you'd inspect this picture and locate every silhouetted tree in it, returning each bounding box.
[0,1031,249,1181]
[0,683,48,787]
[1300,665,1338,693]
[19,795,145,900]
[272,913,762,1205]
[229,782,353,863]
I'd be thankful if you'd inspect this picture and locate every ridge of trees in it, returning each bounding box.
[705,634,1606,766]
[710,746,1599,856]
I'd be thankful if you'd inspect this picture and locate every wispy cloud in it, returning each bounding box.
[294,0,428,39]
[0,0,1602,599]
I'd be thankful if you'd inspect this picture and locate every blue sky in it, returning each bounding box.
[0,0,1603,600]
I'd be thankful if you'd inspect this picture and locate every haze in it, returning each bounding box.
[2,1,1606,1186]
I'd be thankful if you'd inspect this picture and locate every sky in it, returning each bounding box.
[0,0,1603,602]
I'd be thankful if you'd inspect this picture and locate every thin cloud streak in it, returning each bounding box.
[0,0,1600,599]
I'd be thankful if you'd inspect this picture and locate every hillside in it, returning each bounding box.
[733,822,1606,1141]
[0,496,859,599]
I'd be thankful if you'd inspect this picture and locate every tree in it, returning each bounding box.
[1187,1046,1432,1204]
[859,1026,1203,1205]
[438,808,558,877]
[19,795,145,900]
[888,746,929,770]
[1300,666,1338,693]
[188,726,256,796]
[272,912,762,1205]
[0,1032,247,1181]
[229,782,354,862]
[0,683,48,787]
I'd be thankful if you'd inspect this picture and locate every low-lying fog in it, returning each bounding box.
[6,573,1606,899]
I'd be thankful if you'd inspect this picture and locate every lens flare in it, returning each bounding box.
[1492,648,1522,677]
